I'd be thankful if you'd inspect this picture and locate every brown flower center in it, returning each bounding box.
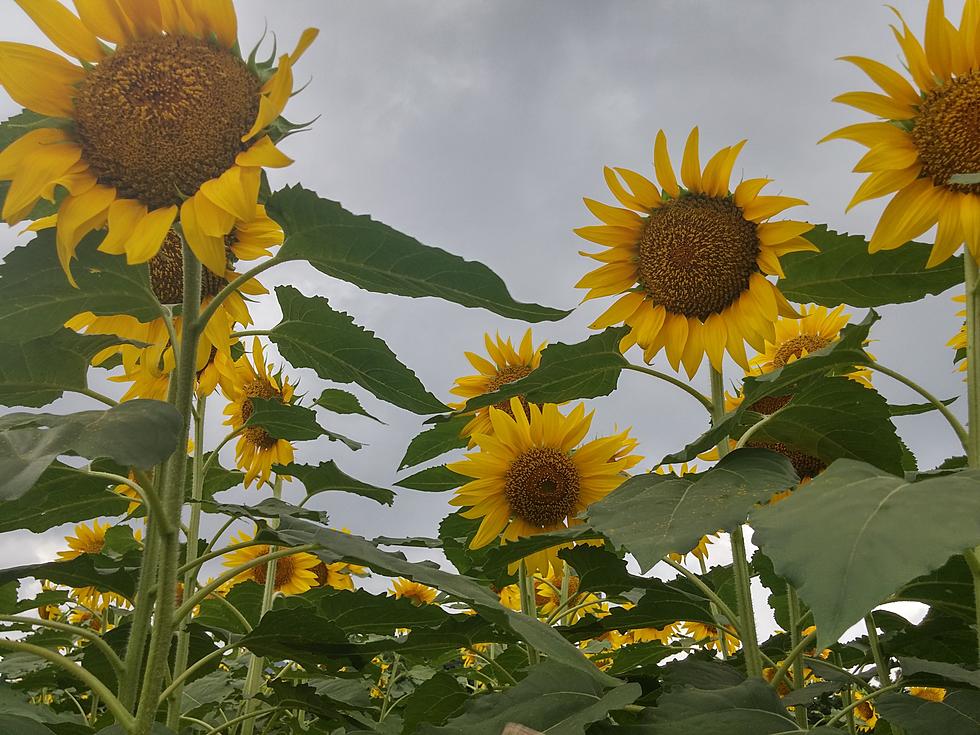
[241,378,282,450]
[148,230,228,304]
[486,365,534,414]
[637,195,760,321]
[252,549,296,589]
[772,334,831,368]
[745,393,824,479]
[73,35,260,208]
[912,70,980,194]
[505,447,580,527]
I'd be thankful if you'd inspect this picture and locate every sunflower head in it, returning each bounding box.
[223,529,320,596]
[447,400,642,574]
[824,0,980,266]
[57,519,110,560]
[390,578,438,606]
[684,620,740,656]
[575,127,814,376]
[0,1,315,282]
[449,330,546,443]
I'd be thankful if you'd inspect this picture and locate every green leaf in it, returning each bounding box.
[264,517,620,685]
[201,497,329,525]
[779,225,964,308]
[315,388,383,422]
[399,415,470,469]
[750,459,980,650]
[0,400,182,500]
[0,329,135,408]
[889,397,958,417]
[895,555,975,620]
[194,581,264,635]
[586,449,798,572]
[898,656,980,688]
[0,232,160,342]
[480,526,602,583]
[877,691,980,735]
[280,461,394,506]
[0,551,140,601]
[660,657,746,691]
[270,285,446,415]
[270,185,569,322]
[422,661,640,735]
[0,716,58,735]
[373,536,443,549]
[0,683,82,725]
[245,397,326,441]
[401,671,468,734]
[395,465,468,492]
[460,327,630,411]
[0,461,129,533]
[889,612,978,665]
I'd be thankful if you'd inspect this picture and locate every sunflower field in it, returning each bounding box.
[1,1,980,734]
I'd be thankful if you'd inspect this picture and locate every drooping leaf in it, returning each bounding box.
[0,233,160,342]
[660,657,746,691]
[270,185,570,322]
[401,671,468,734]
[399,415,469,469]
[315,388,383,422]
[877,691,980,735]
[245,397,326,442]
[751,459,980,650]
[280,461,394,505]
[395,465,468,492]
[373,536,443,549]
[0,683,82,725]
[460,327,630,411]
[481,526,602,581]
[201,497,329,525]
[888,611,978,665]
[586,449,798,572]
[421,661,640,735]
[779,225,964,308]
[889,397,958,417]
[270,285,446,415]
[0,400,182,500]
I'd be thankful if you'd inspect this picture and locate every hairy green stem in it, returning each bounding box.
[625,363,714,411]
[864,613,891,685]
[766,630,817,692]
[120,514,160,711]
[824,682,901,728]
[965,254,980,667]
[82,469,171,535]
[0,615,125,675]
[77,387,118,407]
[205,708,279,735]
[518,562,540,666]
[787,585,808,727]
[132,238,202,735]
[661,557,742,636]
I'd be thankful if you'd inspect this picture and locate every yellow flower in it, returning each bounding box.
[447,400,642,574]
[0,1,315,283]
[853,691,879,731]
[390,578,438,606]
[949,293,968,375]
[56,520,135,609]
[311,561,357,591]
[825,0,980,266]
[534,572,602,623]
[684,621,740,656]
[449,330,546,443]
[656,464,721,563]
[575,126,814,376]
[222,338,297,487]
[629,623,678,646]
[498,584,522,611]
[222,529,320,596]
[909,686,947,702]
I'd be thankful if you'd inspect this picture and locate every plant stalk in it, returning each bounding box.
[964,253,980,668]
[518,562,540,665]
[864,613,891,685]
[787,584,808,727]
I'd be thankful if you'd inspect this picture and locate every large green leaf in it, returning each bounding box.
[0,717,57,735]
[779,225,964,308]
[0,461,129,533]
[315,388,383,423]
[460,327,631,411]
[280,461,394,505]
[0,232,159,342]
[395,465,468,492]
[751,460,980,649]
[263,517,620,685]
[200,497,329,525]
[399,415,469,469]
[894,556,975,620]
[0,400,182,500]
[421,661,640,735]
[245,397,326,442]
[270,185,570,322]
[401,671,468,734]
[586,449,798,572]
[877,691,980,735]
[898,656,980,688]
[0,550,140,601]
[270,286,446,415]
[0,329,133,408]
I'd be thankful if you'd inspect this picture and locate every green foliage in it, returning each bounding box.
[395,465,468,491]
[399,415,470,469]
[400,672,468,733]
[315,388,383,422]
[877,691,980,735]
[270,185,570,322]
[279,460,394,505]
[751,459,980,649]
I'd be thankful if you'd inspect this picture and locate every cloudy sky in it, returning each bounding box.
[0,0,966,617]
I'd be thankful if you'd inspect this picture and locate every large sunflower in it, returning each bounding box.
[449,330,546,442]
[56,520,134,610]
[446,399,642,574]
[223,528,320,596]
[575,127,814,377]
[222,338,296,488]
[0,0,314,282]
[825,0,980,266]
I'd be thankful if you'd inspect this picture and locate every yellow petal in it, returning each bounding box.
[200,165,260,222]
[181,196,229,276]
[615,167,662,210]
[742,195,808,222]
[243,55,293,142]
[680,318,704,378]
[820,121,911,148]
[924,0,953,80]
[0,127,69,179]
[0,42,84,118]
[846,165,922,211]
[959,194,980,261]
[733,177,771,209]
[758,220,814,246]
[118,0,163,35]
[888,11,934,91]
[56,184,115,284]
[583,198,643,227]
[838,55,919,106]
[832,91,916,120]
[680,127,702,192]
[190,0,237,47]
[2,137,82,222]
[98,198,146,255]
[74,0,135,44]
[125,205,177,264]
[236,136,294,169]
[663,313,689,372]
[757,247,784,277]
[573,225,641,247]
[869,179,942,252]
[14,0,104,61]
[853,142,919,173]
[927,195,964,267]
[602,166,645,211]
[702,313,727,372]
[590,292,645,329]
[290,27,319,63]
[653,130,680,198]
[708,139,746,198]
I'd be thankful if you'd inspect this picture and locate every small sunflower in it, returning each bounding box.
[56,520,134,609]
[223,529,320,596]
[949,293,968,375]
[447,400,642,574]
[825,0,980,266]
[0,1,315,283]
[575,127,814,377]
[222,338,297,488]
[390,578,438,606]
[449,330,546,442]
[534,572,602,622]
[684,620,740,656]
[853,691,879,732]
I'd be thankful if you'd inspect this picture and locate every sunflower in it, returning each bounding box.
[575,127,814,377]
[853,691,879,732]
[534,572,602,622]
[628,622,678,646]
[390,578,438,606]
[909,686,947,702]
[949,293,968,375]
[447,399,642,574]
[449,330,547,442]
[684,621,740,656]
[824,0,980,266]
[56,520,134,609]
[0,1,315,283]
[223,529,320,596]
[222,338,296,487]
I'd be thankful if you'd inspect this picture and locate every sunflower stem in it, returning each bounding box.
[624,363,714,411]
[240,477,282,735]
[518,562,540,666]
[166,396,207,730]
[132,237,202,735]
[710,367,763,678]
[962,253,980,668]
[787,584,809,727]
[0,614,125,676]
[559,562,571,626]
[120,510,160,711]
[864,613,891,686]
[196,254,282,332]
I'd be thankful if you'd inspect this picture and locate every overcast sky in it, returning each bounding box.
[0,0,966,619]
